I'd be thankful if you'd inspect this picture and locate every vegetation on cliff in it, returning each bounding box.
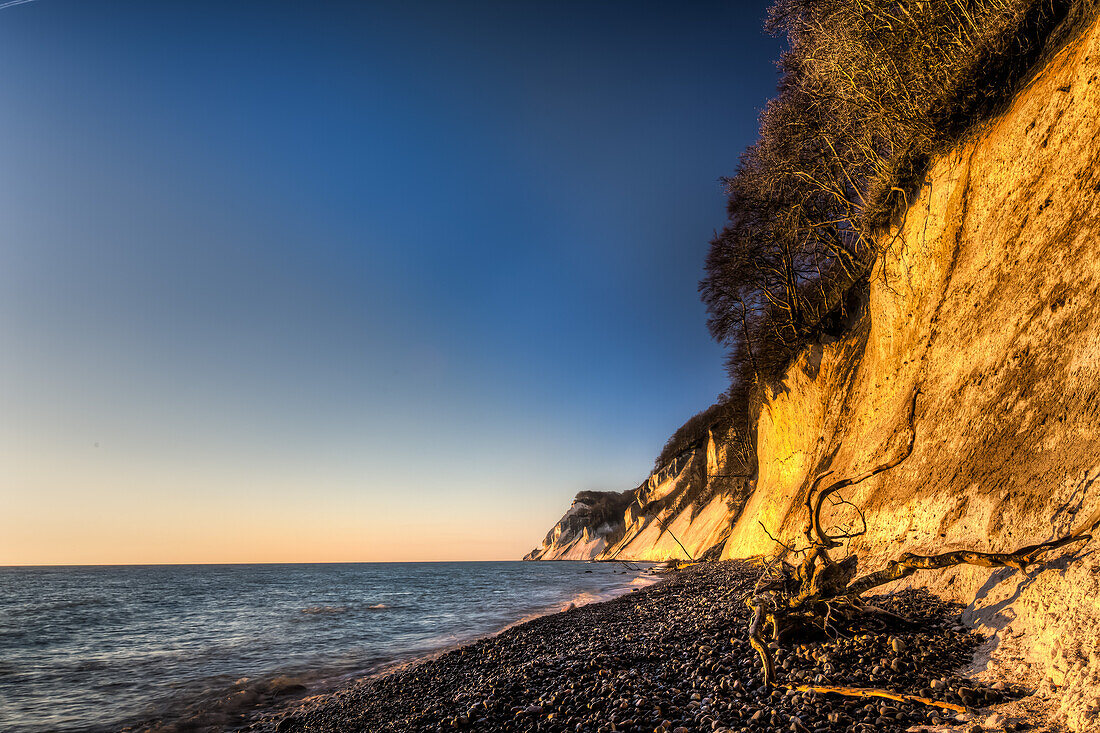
[700,0,1092,391]
[570,490,635,529]
[656,0,1091,482]
[653,399,738,470]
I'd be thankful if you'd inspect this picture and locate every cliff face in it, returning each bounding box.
[529,13,1100,730]
[719,16,1100,729]
[526,430,753,562]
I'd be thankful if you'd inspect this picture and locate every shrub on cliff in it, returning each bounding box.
[654,401,728,470]
[701,0,1091,390]
[572,490,635,529]
[654,395,752,471]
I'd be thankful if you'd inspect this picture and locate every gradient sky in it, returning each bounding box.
[0,0,781,564]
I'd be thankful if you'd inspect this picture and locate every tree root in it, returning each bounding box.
[844,532,1092,597]
[748,528,1092,687]
[747,599,775,686]
[787,685,968,713]
[803,388,921,550]
[743,385,1097,688]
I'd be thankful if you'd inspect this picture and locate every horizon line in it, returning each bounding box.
[0,558,531,568]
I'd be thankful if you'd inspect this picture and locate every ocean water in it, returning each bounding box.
[0,561,657,733]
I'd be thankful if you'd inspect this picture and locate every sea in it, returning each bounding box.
[0,561,657,733]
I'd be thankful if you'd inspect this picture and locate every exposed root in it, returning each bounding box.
[745,385,1096,688]
[803,387,921,550]
[845,532,1092,597]
[746,597,776,686]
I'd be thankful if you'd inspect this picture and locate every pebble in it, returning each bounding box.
[249,562,1005,733]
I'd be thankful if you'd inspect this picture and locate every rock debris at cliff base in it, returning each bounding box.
[250,562,1047,733]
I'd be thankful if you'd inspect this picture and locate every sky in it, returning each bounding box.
[0,0,781,564]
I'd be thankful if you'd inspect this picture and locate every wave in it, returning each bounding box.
[501,571,663,631]
[6,596,107,617]
[300,602,389,616]
[117,673,323,733]
[300,606,348,615]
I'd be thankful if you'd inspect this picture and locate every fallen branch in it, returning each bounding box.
[747,598,775,686]
[605,505,694,563]
[645,507,694,562]
[787,685,968,713]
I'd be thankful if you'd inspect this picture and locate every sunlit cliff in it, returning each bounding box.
[528,10,1100,730]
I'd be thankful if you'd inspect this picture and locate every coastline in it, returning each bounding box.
[106,563,662,733]
[246,561,1022,733]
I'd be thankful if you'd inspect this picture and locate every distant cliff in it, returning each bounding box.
[528,10,1100,730]
[526,428,752,562]
[523,490,633,561]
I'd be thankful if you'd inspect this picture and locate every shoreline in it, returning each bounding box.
[114,563,662,733]
[246,561,1028,733]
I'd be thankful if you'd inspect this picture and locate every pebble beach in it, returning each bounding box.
[249,561,1030,733]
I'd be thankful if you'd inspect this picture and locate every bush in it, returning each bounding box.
[654,397,750,471]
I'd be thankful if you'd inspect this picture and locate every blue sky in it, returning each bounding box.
[0,0,781,563]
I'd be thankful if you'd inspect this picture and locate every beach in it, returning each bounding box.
[250,561,1016,733]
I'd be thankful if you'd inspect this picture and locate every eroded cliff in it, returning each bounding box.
[720,15,1100,728]
[528,12,1100,730]
[526,428,752,562]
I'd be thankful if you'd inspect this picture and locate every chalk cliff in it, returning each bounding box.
[523,490,633,561]
[525,429,753,562]
[528,13,1100,730]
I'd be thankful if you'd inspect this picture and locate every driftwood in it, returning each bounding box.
[787,685,968,713]
[746,387,1096,687]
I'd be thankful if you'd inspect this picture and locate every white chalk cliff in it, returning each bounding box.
[528,15,1100,731]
